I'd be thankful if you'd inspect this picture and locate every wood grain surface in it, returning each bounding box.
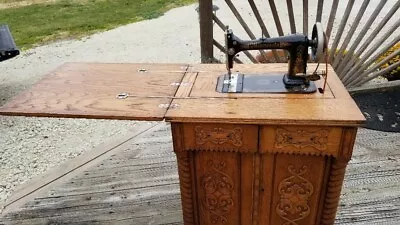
[195,151,241,225]
[181,123,258,152]
[0,63,366,225]
[260,126,343,156]
[168,64,365,126]
[0,63,364,126]
[171,121,361,225]
[0,63,187,120]
[189,67,334,99]
[269,154,326,225]
[165,98,364,126]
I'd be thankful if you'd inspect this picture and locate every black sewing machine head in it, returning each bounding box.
[217,23,327,94]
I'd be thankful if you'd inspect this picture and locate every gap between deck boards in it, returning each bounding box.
[0,122,163,216]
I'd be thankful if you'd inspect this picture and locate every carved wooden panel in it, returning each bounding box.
[269,154,326,225]
[276,165,314,224]
[202,160,234,224]
[195,126,243,146]
[182,124,258,152]
[260,126,342,156]
[171,123,357,225]
[195,152,240,225]
[275,128,329,150]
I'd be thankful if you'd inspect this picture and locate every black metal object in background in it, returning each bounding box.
[351,83,400,133]
[0,24,19,62]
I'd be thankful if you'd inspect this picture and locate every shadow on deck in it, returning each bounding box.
[1,123,400,225]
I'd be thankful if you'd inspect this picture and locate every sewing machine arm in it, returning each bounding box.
[225,30,317,78]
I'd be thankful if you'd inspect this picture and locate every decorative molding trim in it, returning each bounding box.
[176,152,196,225]
[276,165,314,225]
[275,128,329,151]
[171,123,185,152]
[339,128,358,161]
[321,160,348,225]
[184,124,258,153]
[201,160,234,224]
[195,126,243,147]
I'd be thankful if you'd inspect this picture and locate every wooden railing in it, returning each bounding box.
[198,0,399,87]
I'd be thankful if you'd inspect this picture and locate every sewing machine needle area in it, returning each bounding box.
[216,73,317,93]
[217,22,326,94]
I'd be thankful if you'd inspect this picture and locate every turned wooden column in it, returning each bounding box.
[320,128,358,225]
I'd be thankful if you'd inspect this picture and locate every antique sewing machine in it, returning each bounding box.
[217,22,327,93]
[0,24,19,62]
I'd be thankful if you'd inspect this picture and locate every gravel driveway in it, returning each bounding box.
[0,0,396,208]
[0,4,201,206]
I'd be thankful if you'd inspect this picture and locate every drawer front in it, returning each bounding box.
[182,123,258,153]
[260,126,342,156]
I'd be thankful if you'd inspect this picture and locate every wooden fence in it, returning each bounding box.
[198,0,399,87]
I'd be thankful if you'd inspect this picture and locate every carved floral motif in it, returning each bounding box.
[195,126,243,147]
[275,128,329,150]
[201,160,234,224]
[276,165,314,225]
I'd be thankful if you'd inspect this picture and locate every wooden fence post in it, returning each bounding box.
[199,0,214,63]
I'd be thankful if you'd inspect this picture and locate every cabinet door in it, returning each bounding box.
[194,151,241,225]
[173,123,259,225]
[259,154,328,225]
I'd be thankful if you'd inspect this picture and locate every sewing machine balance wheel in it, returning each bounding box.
[311,22,326,62]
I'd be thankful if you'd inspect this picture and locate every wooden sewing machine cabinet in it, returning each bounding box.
[0,63,365,225]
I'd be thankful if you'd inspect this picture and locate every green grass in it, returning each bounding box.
[0,0,195,50]
[0,0,25,3]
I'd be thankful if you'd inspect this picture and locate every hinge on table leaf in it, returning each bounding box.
[170,82,192,86]
[158,103,179,109]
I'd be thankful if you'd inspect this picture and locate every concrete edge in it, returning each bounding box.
[348,80,400,95]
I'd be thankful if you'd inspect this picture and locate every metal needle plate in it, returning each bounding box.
[216,73,317,93]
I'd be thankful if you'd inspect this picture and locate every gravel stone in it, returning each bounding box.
[0,4,203,206]
[0,116,141,204]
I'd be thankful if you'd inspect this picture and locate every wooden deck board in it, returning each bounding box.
[1,125,400,225]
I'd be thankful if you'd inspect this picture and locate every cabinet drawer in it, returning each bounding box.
[182,123,258,153]
[260,126,342,156]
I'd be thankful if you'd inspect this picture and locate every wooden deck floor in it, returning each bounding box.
[1,123,400,225]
